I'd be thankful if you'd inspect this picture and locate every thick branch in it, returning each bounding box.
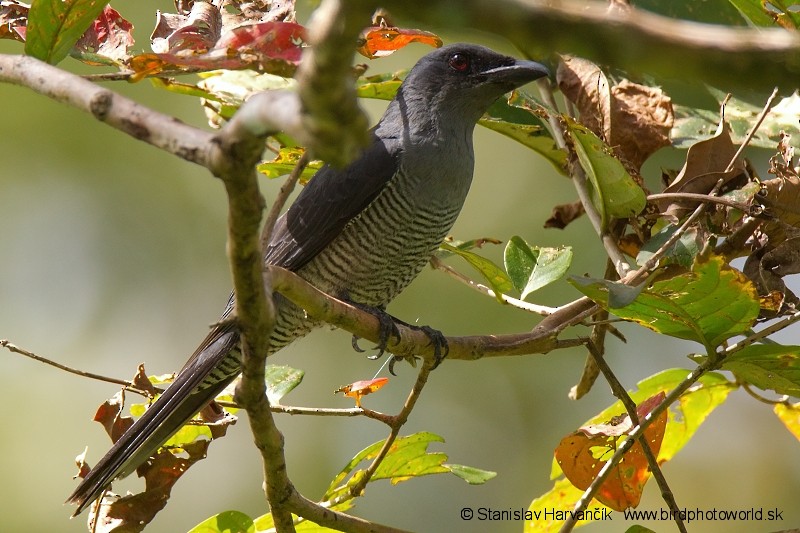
[269,266,591,361]
[380,0,800,91]
[0,55,214,165]
[295,0,372,166]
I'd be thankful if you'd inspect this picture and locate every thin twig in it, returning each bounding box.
[566,344,686,533]
[429,256,558,315]
[647,192,754,212]
[538,78,630,277]
[1,339,152,396]
[724,87,779,173]
[348,361,434,499]
[260,151,310,250]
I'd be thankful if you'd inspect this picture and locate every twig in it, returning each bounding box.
[261,151,310,250]
[564,345,686,533]
[0,55,215,167]
[724,87,779,173]
[268,265,588,361]
[538,78,630,277]
[429,256,558,315]
[0,339,152,396]
[647,192,755,212]
[563,359,716,526]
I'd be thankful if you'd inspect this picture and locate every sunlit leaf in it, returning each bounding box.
[555,393,667,511]
[25,0,107,64]
[258,147,322,183]
[723,345,800,397]
[565,117,646,228]
[323,432,494,505]
[672,90,800,150]
[525,478,611,532]
[188,510,255,533]
[551,368,735,480]
[504,236,572,299]
[774,402,800,441]
[570,255,759,350]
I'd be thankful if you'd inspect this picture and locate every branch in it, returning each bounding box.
[269,266,590,362]
[0,55,214,166]
[295,0,371,166]
[381,0,800,91]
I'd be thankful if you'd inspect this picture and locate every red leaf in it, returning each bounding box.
[335,377,389,407]
[74,5,133,62]
[555,392,667,511]
[357,26,442,59]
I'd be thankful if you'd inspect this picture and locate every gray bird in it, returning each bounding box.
[67,43,549,514]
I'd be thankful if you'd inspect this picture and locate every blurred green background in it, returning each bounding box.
[2,2,799,532]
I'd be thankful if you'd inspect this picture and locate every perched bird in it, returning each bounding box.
[67,43,549,514]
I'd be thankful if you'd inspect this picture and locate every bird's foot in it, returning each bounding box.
[348,303,449,372]
[349,303,402,360]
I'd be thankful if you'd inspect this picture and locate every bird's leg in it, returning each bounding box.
[345,298,449,371]
[346,301,401,359]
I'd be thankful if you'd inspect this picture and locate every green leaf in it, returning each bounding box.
[444,463,497,484]
[672,90,800,150]
[480,91,566,172]
[356,71,404,100]
[257,147,323,184]
[504,236,572,299]
[439,242,514,301]
[637,224,703,268]
[726,0,782,26]
[550,368,735,479]
[723,345,800,397]
[215,364,304,411]
[323,432,488,504]
[565,118,646,229]
[188,510,255,533]
[570,255,759,351]
[25,0,107,64]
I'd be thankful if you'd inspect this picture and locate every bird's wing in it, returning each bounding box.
[264,133,399,271]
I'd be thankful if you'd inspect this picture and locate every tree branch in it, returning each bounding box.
[380,0,800,91]
[0,54,215,165]
[269,266,590,362]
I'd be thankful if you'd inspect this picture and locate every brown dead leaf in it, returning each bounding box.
[557,56,673,170]
[545,200,585,229]
[659,121,748,222]
[93,391,134,444]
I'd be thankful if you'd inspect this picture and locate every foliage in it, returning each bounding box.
[2,1,800,533]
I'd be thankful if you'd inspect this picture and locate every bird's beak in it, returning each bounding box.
[482,60,550,86]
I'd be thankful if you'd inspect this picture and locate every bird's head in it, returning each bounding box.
[398,43,550,123]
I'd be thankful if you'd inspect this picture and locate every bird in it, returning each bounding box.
[67,43,549,515]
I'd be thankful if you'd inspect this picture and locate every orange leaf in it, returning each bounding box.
[335,377,389,407]
[357,26,441,59]
[555,392,667,511]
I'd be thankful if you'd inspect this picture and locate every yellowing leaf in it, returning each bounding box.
[571,255,759,350]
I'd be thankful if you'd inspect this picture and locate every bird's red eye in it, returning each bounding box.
[448,53,470,72]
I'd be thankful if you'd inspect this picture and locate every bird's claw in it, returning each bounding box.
[349,304,401,360]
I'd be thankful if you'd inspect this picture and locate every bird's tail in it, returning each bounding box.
[66,324,241,516]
